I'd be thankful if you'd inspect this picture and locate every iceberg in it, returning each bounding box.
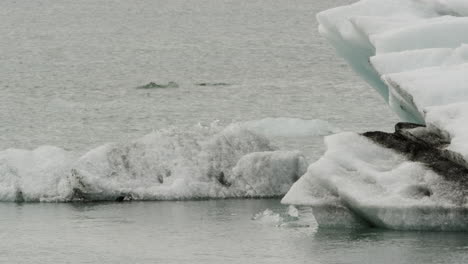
[0,118,335,202]
[283,129,468,231]
[282,0,468,231]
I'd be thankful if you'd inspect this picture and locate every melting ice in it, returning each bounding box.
[282,0,468,231]
[0,118,337,202]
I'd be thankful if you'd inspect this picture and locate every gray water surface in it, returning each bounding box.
[0,200,467,264]
[0,0,397,152]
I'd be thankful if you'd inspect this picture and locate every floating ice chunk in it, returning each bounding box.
[302,0,468,231]
[71,146,307,201]
[69,125,278,201]
[252,209,283,224]
[252,206,313,228]
[283,133,468,231]
[0,146,74,202]
[0,117,336,202]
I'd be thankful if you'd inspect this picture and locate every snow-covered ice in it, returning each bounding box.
[0,118,335,202]
[283,132,468,231]
[283,0,468,231]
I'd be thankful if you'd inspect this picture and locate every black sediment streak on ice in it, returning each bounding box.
[363,122,468,190]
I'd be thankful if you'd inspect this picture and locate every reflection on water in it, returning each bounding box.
[0,200,466,264]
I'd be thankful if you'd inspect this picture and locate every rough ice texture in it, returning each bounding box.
[283,133,468,231]
[0,118,335,202]
[319,0,468,161]
[283,0,468,231]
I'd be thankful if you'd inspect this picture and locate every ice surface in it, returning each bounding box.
[283,133,468,231]
[0,118,337,202]
[425,103,468,162]
[316,0,468,124]
[283,0,468,230]
[0,146,74,202]
[318,0,468,165]
[251,206,314,228]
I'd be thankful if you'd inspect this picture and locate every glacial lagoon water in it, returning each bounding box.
[0,0,466,263]
[0,0,398,152]
[1,200,467,264]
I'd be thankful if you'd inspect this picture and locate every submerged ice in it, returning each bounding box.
[0,118,337,202]
[251,205,314,228]
[282,0,468,231]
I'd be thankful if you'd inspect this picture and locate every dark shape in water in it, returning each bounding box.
[137,81,179,89]
[196,82,230,87]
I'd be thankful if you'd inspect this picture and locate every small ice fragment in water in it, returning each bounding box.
[288,205,299,218]
[251,209,282,224]
[252,206,310,228]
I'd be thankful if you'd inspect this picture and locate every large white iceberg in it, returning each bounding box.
[0,118,334,202]
[283,0,468,231]
[283,132,467,230]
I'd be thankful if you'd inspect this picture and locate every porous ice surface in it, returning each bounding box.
[283,133,468,231]
[0,118,336,202]
[283,0,468,230]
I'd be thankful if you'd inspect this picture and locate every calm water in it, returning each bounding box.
[0,200,467,264]
[0,0,397,152]
[1,0,465,263]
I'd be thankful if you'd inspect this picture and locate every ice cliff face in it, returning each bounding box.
[317,0,468,125]
[283,0,468,231]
